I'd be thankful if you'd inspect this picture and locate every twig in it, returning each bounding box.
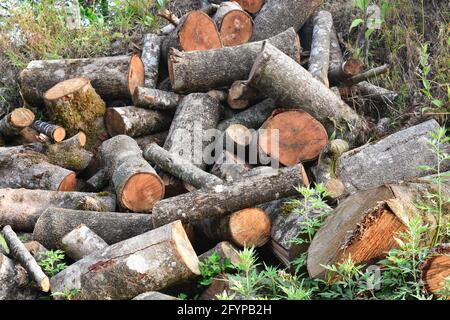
[344,64,389,86]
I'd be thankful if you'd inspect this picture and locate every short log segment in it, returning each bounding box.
[32,120,66,142]
[308,11,333,87]
[44,133,93,171]
[132,292,178,300]
[246,42,368,145]
[169,27,301,93]
[0,147,76,191]
[100,135,164,212]
[20,54,144,107]
[227,80,261,110]
[0,188,116,232]
[0,108,35,138]
[151,164,309,228]
[61,224,108,261]
[251,0,322,41]
[2,225,49,292]
[141,34,162,88]
[144,143,223,189]
[210,150,252,183]
[0,253,37,300]
[50,220,200,300]
[105,106,172,138]
[133,87,183,111]
[421,244,450,299]
[213,1,253,46]
[328,58,364,87]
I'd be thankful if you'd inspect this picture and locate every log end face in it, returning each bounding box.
[128,54,145,98]
[58,172,77,191]
[10,108,35,127]
[40,277,50,292]
[421,244,450,298]
[230,208,272,247]
[105,108,126,137]
[220,11,253,47]
[121,172,164,212]
[43,78,90,101]
[179,11,223,52]
[53,127,66,142]
[172,220,200,276]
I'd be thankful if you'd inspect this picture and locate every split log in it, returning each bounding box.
[0,253,37,300]
[100,135,164,212]
[151,164,309,228]
[133,87,183,111]
[258,110,328,166]
[32,208,157,249]
[50,220,200,300]
[307,176,450,279]
[61,224,108,261]
[251,0,322,41]
[194,208,271,247]
[246,42,368,144]
[213,1,253,46]
[132,291,178,300]
[2,225,49,292]
[199,276,231,300]
[43,77,107,149]
[23,241,48,262]
[135,131,169,151]
[210,150,252,182]
[0,188,115,232]
[105,106,172,138]
[169,27,301,93]
[198,241,241,265]
[141,34,162,88]
[20,54,144,107]
[0,108,35,138]
[421,244,450,299]
[144,143,223,189]
[0,147,76,191]
[227,80,261,110]
[308,11,333,87]
[32,120,66,142]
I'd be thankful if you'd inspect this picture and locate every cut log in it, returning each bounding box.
[169,27,301,93]
[43,77,107,149]
[246,42,368,144]
[207,89,228,103]
[85,169,108,192]
[308,11,333,87]
[61,224,108,261]
[133,87,183,111]
[328,58,364,87]
[210,150,252,182]
[421,244,450,299]
[344,64,389,87]
[307,176,450,279]
[356,81,398,105]
[132,291,178,300]
[100,135,164,212]
[44,133,93,171]
[0,108,35,138]
[328,25,343,80]
[50,220,200,300]
[23,241,48,262]
[143,143,223,189]
[2,225,49,292]
[0,188,115,232]
[105,106,172,138]
[0,253,37,300]
[141,34,162,88]
[0,147,76,191]
[194,208,271,247]
[20,54,144,107]
[227,80,261,110]
[222,124,253,155]
[213,2,253,46]
[12,128,45,145]
[32,208,157,249]
[258,110,328,166]
[32,120,66,142]
[251,0,321,41]
[135,131,169,151]
[198,241,241,265]
[151,164,309,227]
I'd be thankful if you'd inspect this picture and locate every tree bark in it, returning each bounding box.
[356,81,398,105]
[100,135,164,212]
[0,108,35,138]
[23,241,48,262]
[61,224,108,261]
[246,42,368,145]
[213,1,253,46]
[135,131,169,151]
[32,120,66,142]
[0,188,115,232]
[50,220,200,300]
[0,253,37,300]
[209,0,264,14]
[2,225,49,292]
[344,64,389,87]
[210,150,252,183]
[132,291,178,300]
[251,0,322,41]
[133,87,183,111]
[141,34,162,88]
[85,168,108,192]
[168,27,301,93]
[421,244,450,299]
[44,133,93,171]
[20,54,144,107]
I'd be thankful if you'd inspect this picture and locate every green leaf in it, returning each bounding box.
[365,28,375,40]
[432,99,444,108]
[349,19,364,32]
[355,0,369,11]
[0,234,9,255]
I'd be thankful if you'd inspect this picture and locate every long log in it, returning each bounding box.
[0,253,37,300]
[19,54,144,107]
[141,34,162,88]
[421,244,450,299]
[100,135,164,212]
[0,188,115,232]
[0,108,35,138]
[32,120,66,142]
[132,87,183,111]
[213,1,253,46]
[50,220,200,300]
[246,42,368,145]
[61,224,108,261]
[169,28,301,93]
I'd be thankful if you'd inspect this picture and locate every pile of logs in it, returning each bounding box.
[0,0,449,300]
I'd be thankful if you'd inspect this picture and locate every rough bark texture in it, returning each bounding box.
[85,169,108,192]
[210,150,252,183]
[135,131,169,151]
[328,25,344,83]
[0,108,35,138]
[0,253,37,300]
[105,106,172,138]
[356,81,398,105]
[2,225,49,292]
[32,120,66,142]
[151,164,309,228]
[251,0,322,41]
[23,241,48,262]
[247,42,368,145]
[133,87,183,111]
[0,146,76,191]
[169,28,301,93]
[132,291,178,300]
[308,11,333,87]
[61,224,108,261]
[44,134,93,171]
[32,207,157,249]
[141,34,162,88]
[0,188,115,232]
[50,220,200,300]
[20,55,144,107]
[213,1,253,46]
[100,135,164,212]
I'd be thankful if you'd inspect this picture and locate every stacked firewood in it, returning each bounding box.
[1,1,449,300]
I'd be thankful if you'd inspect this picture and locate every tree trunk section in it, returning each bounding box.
[133,87,183,112]
[141,34,162,88]
[32,120,66,142]
[0,253,37,300]
[61,224,108,261]
[23,241,48,262]
[213,1,253,46]
[44,133,93,171]
[0,108,35,138]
